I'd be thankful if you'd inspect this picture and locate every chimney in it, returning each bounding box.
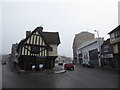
[36,26,43,32]
[26,31,31,37]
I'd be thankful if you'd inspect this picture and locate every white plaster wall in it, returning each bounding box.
[77,38,104,62]
[80,42,98,61]
[49,44,57,56]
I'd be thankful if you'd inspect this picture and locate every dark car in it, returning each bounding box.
[82,61,94,68]
[1,60,6,65]
[64,63,75,70]
[58,62,63,65]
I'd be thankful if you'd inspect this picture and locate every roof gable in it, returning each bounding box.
[18,27,60,46]
[42,32,61,45]
[108,25,120,34]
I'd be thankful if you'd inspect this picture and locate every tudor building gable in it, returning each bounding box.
[17,27,60,57]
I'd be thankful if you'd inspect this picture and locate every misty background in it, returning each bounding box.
[0,0,119,58]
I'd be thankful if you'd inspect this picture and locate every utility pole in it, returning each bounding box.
[94,30,101,66]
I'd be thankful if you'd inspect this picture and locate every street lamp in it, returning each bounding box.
[94,30,101,66]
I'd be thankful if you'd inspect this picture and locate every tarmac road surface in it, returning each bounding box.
[2,62,118,88]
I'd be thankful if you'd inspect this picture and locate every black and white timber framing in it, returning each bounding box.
[16,27,60,70]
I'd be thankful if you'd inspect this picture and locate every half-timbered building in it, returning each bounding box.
[16,27,60,70]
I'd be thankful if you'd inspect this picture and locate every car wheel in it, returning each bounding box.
[72,68,74,70]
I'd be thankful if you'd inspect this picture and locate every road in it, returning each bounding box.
[2,61,118,88]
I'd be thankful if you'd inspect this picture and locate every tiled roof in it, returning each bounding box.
[108,25,120,34]
[42,32,61,45]
[18,27,60,46]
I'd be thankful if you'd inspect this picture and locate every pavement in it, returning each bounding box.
[8,60,119,75]
[53,65,67,74]
[20,66,67,74]
[77,64,119,72]
[8,61,66,74]
[5,58,120,75]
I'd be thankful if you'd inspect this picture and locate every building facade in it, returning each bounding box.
[77,38,104,66]
[13,26,60,70]
[73,32,95,63]
[101,39,114,67]
[108,25,120,68]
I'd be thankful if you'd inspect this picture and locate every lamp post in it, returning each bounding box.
[94,30,101,66]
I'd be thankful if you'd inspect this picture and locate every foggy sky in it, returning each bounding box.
[0,0,119,57]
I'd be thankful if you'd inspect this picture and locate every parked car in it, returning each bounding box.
[82,61,94,68]
[1,60,6,65]
[58,62,63,65]
[64,63,75,70]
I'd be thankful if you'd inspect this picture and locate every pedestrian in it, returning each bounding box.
[14,62,16,68]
